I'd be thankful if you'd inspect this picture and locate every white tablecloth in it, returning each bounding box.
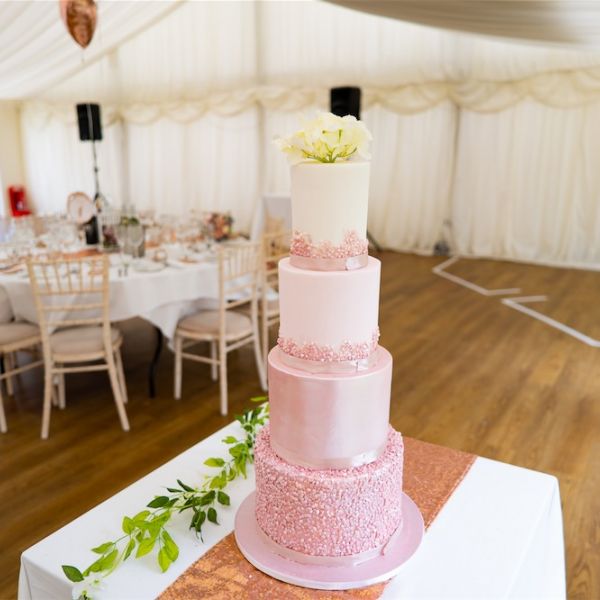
[18,421,566,600]
[0,260,219,341]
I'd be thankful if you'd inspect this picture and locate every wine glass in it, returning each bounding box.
[128,224,144,261]
[115,225,130,276]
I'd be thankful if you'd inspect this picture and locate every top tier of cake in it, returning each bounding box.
[290,161,370,264]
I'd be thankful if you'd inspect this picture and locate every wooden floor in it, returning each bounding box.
[1,251,598,599]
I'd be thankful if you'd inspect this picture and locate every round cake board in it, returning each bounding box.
[234,491,424,591]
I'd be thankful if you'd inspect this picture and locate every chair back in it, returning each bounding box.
[261,229,290,310]
[217,242,261,315]
[27,255,111,353]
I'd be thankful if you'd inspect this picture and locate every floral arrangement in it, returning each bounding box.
[274,111,371,164]
[202,211,233,242]
[62,399,269,600]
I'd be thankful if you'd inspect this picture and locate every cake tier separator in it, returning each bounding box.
[158,437,476,599]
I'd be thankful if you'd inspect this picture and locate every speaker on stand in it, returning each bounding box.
[76,103,105,244]
[330,87,382,253]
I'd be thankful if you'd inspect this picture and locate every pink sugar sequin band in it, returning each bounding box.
[256,519,404,567]
[290,230,368,272]
[289,253,368,271]
[270,438,387,470]
[277,329,380,363]
[277,349,378,374]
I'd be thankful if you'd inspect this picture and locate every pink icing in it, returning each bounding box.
[290,230,368,259]
[268,346,392,470]
[254,426,404,558]
[277,328,379,362]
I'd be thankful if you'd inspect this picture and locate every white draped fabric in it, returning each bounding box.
[10,0,600,266]
[0,0,181,100]
[327,0,600,47]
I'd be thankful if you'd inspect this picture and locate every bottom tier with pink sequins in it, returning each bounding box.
[254,426,404,560]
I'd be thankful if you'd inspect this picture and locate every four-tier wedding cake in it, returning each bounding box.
[235,113,408,588]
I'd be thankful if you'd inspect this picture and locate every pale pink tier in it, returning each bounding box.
[278,256,380,361]
[268,346,392,469]
[255,426,404,558]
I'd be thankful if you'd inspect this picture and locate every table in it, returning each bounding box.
[18,420,566,600]
[0,258,219,396]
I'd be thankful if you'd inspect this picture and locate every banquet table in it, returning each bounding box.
[18,420,566,600]
[0,256,219,395]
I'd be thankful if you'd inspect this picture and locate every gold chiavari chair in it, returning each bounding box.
[28,255,129,439]
[173,242,266,415]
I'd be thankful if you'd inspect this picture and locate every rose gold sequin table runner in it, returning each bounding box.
[159,437,476,600]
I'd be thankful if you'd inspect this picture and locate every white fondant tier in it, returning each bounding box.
[291,161,370,250]
[277,256,380,361]
[268,346,392,469]
[255,426,404,559]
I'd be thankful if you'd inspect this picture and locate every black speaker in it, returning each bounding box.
[330,87,361,120]
[76,103,103,141]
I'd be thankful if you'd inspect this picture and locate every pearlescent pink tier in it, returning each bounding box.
[255,426,403,558]
[278,257,380,360]
[268,346,392,469]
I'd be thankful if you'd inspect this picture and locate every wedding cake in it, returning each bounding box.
[235,113,410,588]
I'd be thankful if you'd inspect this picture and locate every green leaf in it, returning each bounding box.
[158,547,172,573]
[209,474,226,490]
[217,491,230,506]
[122,516,135,534]
[227,467,237,481]
[91,541,114,555]
[222,436,238,444]
[236,456,247,478]
[199,491,215,506]
[62,565,84,583]
[136,536,156,558]
[123,538,136,561]
[250,395,267,403]
[193,510,206,532]
[162,531,179,562]
[229,443,247,458]
[99,549,119,571]
[133,510,151,522]
[147,496,170,508]
[207,507,218,524]
[204,457,225,468]
[176,479,194,492]
[166,487,181,493]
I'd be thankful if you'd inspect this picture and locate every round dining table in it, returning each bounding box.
[0,253,220,396]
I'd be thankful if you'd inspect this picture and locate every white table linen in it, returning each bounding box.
[18,421,566,600]
[0,261,219,341]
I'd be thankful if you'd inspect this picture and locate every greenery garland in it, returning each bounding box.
[62,398,269,600]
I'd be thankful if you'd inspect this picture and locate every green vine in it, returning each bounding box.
[62,398,269,600]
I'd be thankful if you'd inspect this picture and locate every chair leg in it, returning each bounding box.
[5,353,14,396]
[253,318,267,392]
[0,386,6,433]
[57,371,66,410]
[115,349,128,404]
[41,365,54,439]
[219,340,228,416]
[174,336,182,400]
[106,352,130,432]
[51,382,59,407]
[210,340,218,382]
[262,318,268,385]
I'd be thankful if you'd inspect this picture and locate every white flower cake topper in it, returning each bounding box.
[274,112,372,164]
